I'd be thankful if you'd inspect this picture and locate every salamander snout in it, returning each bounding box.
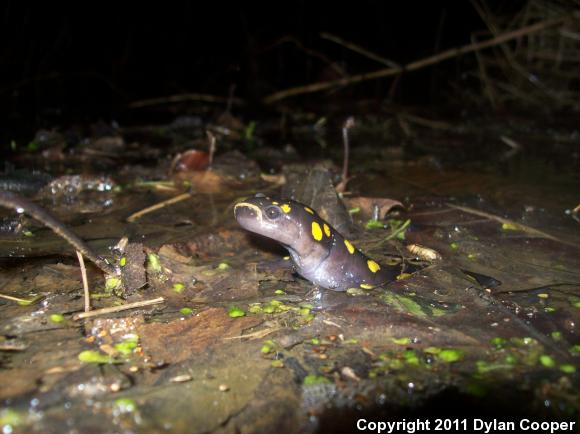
[234,202,261,224]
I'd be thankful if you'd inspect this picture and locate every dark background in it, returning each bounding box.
[1,1,524,128]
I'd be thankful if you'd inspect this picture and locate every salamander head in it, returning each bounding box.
[234,194,311,248]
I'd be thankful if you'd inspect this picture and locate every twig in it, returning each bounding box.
[398,113,453,130]
[386,219,411,241]
[336,117,355,193]
[73,297,165,320]
[446,204,580,249]
[0,293,40,304]
[263,14,573,104]
[0,191,116,275]
[76,251,90,313]
[470,0,558,104]
[572,204,580,224]
[126,192,191,223]
[267,35,346,78]
[226,84,236,113]
[472,32,498,108]
[223,327,282,340]
[128,93,244,109]
[206,130,216,168]
[320,32,400,68]
[499,135,522,160]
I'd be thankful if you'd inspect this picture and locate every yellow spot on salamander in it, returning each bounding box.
[304,207,314,214]
[367,259,381,273]
[323,223,331,237]
[272,201,279,205]
[360,283,374,289]
[344,239,355,254]
[280,204,291,213]
[311,222,323,241]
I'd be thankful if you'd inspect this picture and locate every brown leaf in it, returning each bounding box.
[343,196,404,220]
[137,308,261,364]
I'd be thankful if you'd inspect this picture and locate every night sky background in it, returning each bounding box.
[1,1,525,130]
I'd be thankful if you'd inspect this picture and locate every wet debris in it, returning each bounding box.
[137,307,262,365]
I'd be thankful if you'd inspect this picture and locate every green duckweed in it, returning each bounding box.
[114,398,137,413]
[172,283,185,293]
[146,253,162,273]
[490,337,507,348]
[437,349,464,363]
[248,304,263,314]
[78,350,115,364]
[0,408,24,428]
[501,222,520,231]
[114,335,139,356]
[303,375,331,385]
[228,305,245,318]
[105,277,122,291]
[392,337,412,346]
[365,219,384,230]
[49,313,65,323]
[261,340,274,354]
[403,350,420,365]
[539,355,555,368]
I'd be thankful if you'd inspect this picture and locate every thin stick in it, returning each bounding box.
[263,14,573,104]
[446,204,580,249]
[397,113,453,130]
[226,84,236,113]
[76,251,90,312]
[206,130,216,168]
[73,297,165,320]
[472,33,497,108]
[0,191,116,275]
[126,192,191,223]
[269,35,346,78]
[223,327,282,340]
[572,204,580,224]
[320,32,400,68]
[336,117,355,193]
[0,293,35,303]
[128,93,244,109]
[386,219,411,241]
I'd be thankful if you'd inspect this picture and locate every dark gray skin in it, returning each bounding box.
[234,194,401,291]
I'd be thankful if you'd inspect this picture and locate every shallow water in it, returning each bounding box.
[0,113,578,433]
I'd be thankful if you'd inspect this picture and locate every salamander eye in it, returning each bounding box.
[264,206,281,220]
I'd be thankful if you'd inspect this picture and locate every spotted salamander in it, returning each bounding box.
[234,194,401,291]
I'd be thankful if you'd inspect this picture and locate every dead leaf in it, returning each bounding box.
[137,308,262,364]
[343,196,404,220]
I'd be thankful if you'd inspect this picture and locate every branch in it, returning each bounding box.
[264,14,574,104]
